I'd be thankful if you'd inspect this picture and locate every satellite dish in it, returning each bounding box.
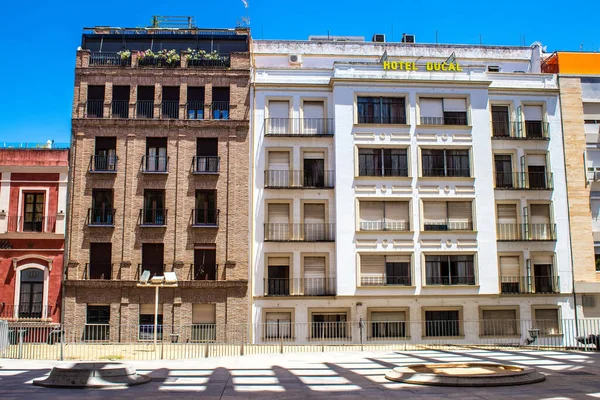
[139,270,150,285]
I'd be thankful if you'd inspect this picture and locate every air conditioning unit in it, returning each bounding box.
[402,33,415,43]
[288,54,302,65]
[372,34,385,43]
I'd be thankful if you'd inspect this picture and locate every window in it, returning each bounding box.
[266,203,290,241]
[141,243,164,278]
[496,204,519,240]
[487,66,500,73]
[596,253,600,272]
[357,97,406,124]
[499,256,521,293]
[491,106,510,137]
[22,193,45,232]
[192,304,216,341]
[494,155,513,188]
[18,268,44,319]
[265,311,292,339]
[93,137,117,171]
[370,311,407,338]
[523,105,544,138]
[145,138,168,172]
[187,86,205,120]
[303,101,326,134]
[195,138,219,173]
[136,86,155,118]
[358,148,408,177]
[527,154,548,189]
[91,189,114,225]
[194,246,217,280]
[139,304,163,341]
[161,86,180,119]
[267,257,290,296]
[532,255,555,293]
[425,255,475,285]
[481,309,517,336]
[421,149,470,177]
[89,243,112,280]
[311,313,347,339]
[529,204,552,240]
[304,256,328,295]
[194,191,217,225]
[267,100,290,134]
[143,190,166,225]
[423,201,472,231]
[85,305,110,341]
[425,310,461,337]
[86,85,105,118]
[304,203,327,241]
[111,85,130,118]
[303,152,326,187]
[534,308,560,335]
[212,87,230,120]
[420,98,467,125]
[266,151,291,187]
[359,201,409,231]
[360,255,411,286]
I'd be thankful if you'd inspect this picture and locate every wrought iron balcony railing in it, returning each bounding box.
[359,221,410,231]
[0,304,53,320]
[86,100,104,118]
[193,156,220,173]
[188,54,231,68]
[491,121,550,140]
[423,221,473,231]
[110,100,129,118]
[264,118,335,136]
[496,223,557,241]
[264,170,335,188]
[420,116,468,126]
[500,276,560,294]
[89,155,117,172]
[357,115,407,124]
[192,209,219,227]
[87,208,116,226]
[264,223,335,242]
[186,102,205,120]
[358,167,409,177]
[360,275,412,286]
[142,155,169,173]
[211,102,230,120]
[264,278,337,296]
[425,275,476,286]
[421,167,471,178]
[89,52,130,67]
[494,172,553,190]
[139,209,167,226]
[84,263,113,280]
[161,100,180,119]
[135,100,155,118]
[6,216,56,233]
[190,264,219,281]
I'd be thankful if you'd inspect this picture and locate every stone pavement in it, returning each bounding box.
[2,348,600,399]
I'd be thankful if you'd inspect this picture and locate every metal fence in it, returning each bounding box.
[3,319,600,361]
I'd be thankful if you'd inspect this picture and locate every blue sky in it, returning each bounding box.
[0,0,597,144]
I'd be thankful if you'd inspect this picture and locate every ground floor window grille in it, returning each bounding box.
[311,313,347,339]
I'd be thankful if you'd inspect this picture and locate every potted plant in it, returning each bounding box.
[117,50,131,66]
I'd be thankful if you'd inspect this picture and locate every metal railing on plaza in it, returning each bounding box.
[4,318,600,360]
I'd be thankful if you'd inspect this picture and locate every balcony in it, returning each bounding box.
[89,155,117,173]
[264,278,337,296]
[142,155,169,173]
[423,221,473,232]
[360,274,411,286]
[190,264,218,281]
[161,101,180,119]
[491,121,549,140]
[192,156,220,174]
[496,224,557,241]
[88,52,131,67]
[6,216,56,233]
[264,170,335,188]
[264,118,334,137]
[87,208,116,227]
[84,263,113,280]
[86,100,104,118]
[186,102,205,120]
[359,221,410,231]
[135,101,155,119]
[494,172,553,190]
[420,116,468,126]
[358,115,407,124]
[421,168,471,178]
[188,54,231,68]
[425,275,476,286]
[358,167,409,178]
[110,100,130,118]
[0,304,53,321]
[192,209,219,227]
[211,102,230,120]
[264,223,335,242]
[500,276,560,294]
[139,209,167,226]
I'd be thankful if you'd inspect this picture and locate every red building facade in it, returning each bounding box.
[0,148,69,325]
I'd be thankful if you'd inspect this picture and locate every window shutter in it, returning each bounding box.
[423,202,447,226]
[584,103,600,120]
[269,101,290,118]
[523,105,543,121]
[530,204,550,224]
[371,311,406,322]
[386,255,411,263]
[443,98,467,112]
[192,304,215,324]
[304,257,326,278]
[268,204,289,224]
[268,152,290,170]
[303,101,324,119]
[266,312,291,323]
[482,309,516,321]
[527,154,547,166]
[361,255,385,276]
[359,202,384,227]
[499,256,520,276]
[268,257,290,266]
[303,151,324,160]
[497,204,518,224]
[420,98,444,118]
[140,304,163,315]
[447,202,472,228]
[385,202,409,225]
[304,204,325,224]
[533,255,553,265]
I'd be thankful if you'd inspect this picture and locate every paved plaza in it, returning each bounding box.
[2,349,600,399]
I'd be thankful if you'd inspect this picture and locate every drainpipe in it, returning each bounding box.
[248,38,256,342]
[557,75,579,335]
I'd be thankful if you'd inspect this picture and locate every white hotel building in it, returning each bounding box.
[249,37,574,343]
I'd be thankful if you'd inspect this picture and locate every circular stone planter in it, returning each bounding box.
[33,362,151,388]
[385,363,545,387]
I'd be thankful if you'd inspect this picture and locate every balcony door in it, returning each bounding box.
[90,242,112,279]
[94,137,116,171]
[19,268,44,318]
[268,101,289,134]
[304,256,326,295]
[195,191,216,225]
[23,193,44,232]
[523,105,544,138]
[268,258,289,296]
[534,258,553,293]
[267,203,290,240]
[146,138,167,172]
[142,243,164,278]
[92,189,113,224]
[143,190,165,225]
[530,204,551,240]
[499,256,520,293]
[497,204,518,240]
[194,248,217,280]
[303,152,325,187]
[196,138,218,172]
[303,101,325,134]
[304,203,325,240]
[491,105,510,137]
[527,154,547,189]
[494,155,513,188]
[268,151,290,187]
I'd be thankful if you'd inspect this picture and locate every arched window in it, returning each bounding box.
[19,268,44,318]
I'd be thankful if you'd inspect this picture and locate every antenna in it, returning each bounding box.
[239,0,250,27]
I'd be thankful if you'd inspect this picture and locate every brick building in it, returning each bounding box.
[0,146,69,326]
[64,21,250,342]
